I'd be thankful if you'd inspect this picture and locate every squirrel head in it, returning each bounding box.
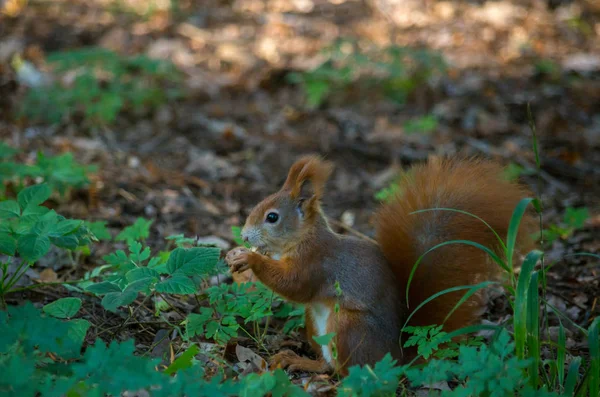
[241,155,334,254]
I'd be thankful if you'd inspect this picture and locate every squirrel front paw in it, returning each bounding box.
[225,247,253,273]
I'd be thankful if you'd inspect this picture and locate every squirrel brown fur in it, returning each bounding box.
[226,155,535,374]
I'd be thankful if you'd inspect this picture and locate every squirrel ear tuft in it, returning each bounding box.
[283,155,334,201]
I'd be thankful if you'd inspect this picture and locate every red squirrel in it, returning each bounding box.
[225,155,535,374]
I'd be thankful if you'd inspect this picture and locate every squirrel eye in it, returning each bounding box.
[265,212,279,223]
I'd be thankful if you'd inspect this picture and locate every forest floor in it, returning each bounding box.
[1,0,599,394]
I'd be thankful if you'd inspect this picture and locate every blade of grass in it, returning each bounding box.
[442,283,492,324]
[526,271,540,388]
[576,375,589,397]
[546,253,600,273]
[514,249,543,360]
[527,103,541,169]
[545,301,589,336]
[589,317,599,397]
[563,253,600,260]
[401,281,498,330]
[406,240,507,306]
[564,357,581,396]
[410,208,506,251]
[506,197,534,278]
[557,321,566,391]
[542,359,557,389]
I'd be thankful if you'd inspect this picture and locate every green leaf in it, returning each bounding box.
[402,325,448,359]
[514,250,543,360]
[312,332,336,346]
[43,297,82,319]
[186,308,213,337]
[502,162,525,182]
[166,247,221,276]
[564,357,581,396]
[103,249,129,267]
[128,240,150,264]
[557,322,566,388]
[305,80,329,108]
[589,317,600,397]
[85,220,111,240]
[124,277,157,294]
[17,234,51,262]
[62,318,91,359]
[403,114,438,134]
[0,142,18,159]
[0,232,17,256]
[85,281,121,295]
[0,200,20,219]
[126,267,160,283]
[115,217,153,243]
[17,184,51,209]
[70,339,162,396]
[101,290,138,312]
[231,226,250,248]
[506,197,534,272]
[155,274,196,294]
[30,211,59,236]
[0,302,73,356]
[49,219,82,237]
[17,206,51,234]
[526,272,540,388]
[164,344,200,375]
[340,353,404,397]
[564,207,589,229]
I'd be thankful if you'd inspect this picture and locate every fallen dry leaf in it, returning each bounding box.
[235,344,267,374]
[38,268,58,283]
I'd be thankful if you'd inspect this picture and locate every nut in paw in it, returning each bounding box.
[225,247,252,273]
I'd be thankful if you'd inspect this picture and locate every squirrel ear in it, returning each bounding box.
[282,155,334,201]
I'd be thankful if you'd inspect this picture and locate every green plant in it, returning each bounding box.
[403,114,438,134]
[115,217,154,243]
[0,303,308,397]
[543,207,590,244]
[85,243,219,312]
[186,279,303,346]
[21,47,182,125]
[84,220,112,241]
[288,39,446,108]
[534,59,561,79]
[502,162,535,182]
[2,110,597,396]
[339,353,405,397]
[374,182,401,202]
[0,144,94,197]
[0,184,94,302]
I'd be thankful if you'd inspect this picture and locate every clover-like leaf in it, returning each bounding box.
[0,200,20,219]
[17,184,51,209]
[312,332,336,346]
[155,274,196,294]
[166,247,220,276]
[85,281,122,295]
[0,232,17,256]
[17,234,51,262]
[43,297,82,319]
[101,290,138,312]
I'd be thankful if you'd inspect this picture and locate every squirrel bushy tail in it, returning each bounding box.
[375,157,536,331]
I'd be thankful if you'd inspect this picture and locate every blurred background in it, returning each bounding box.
[0,0,598,274]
